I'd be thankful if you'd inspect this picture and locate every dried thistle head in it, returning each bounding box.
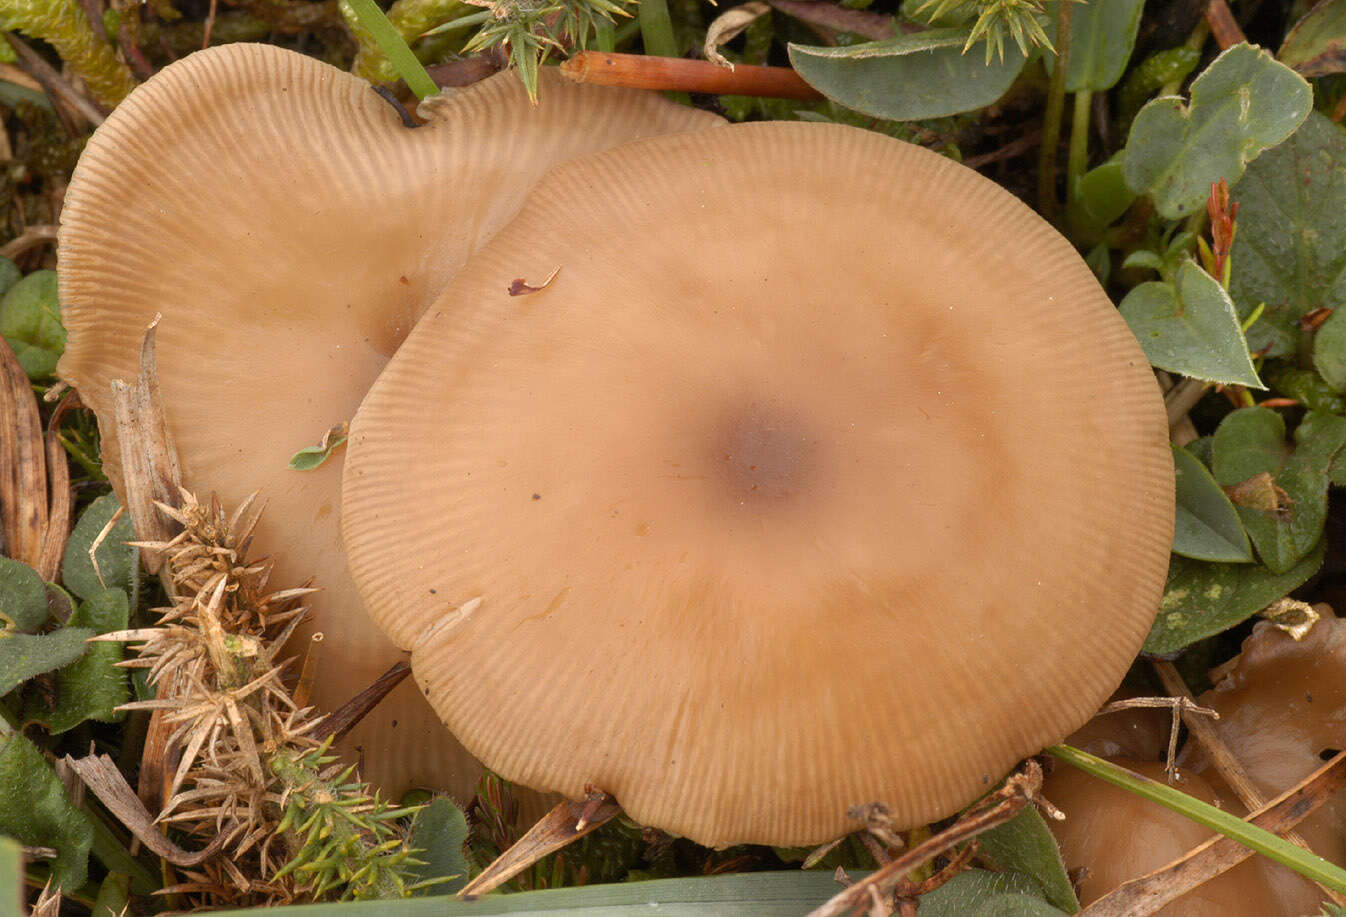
[117,490,420,907]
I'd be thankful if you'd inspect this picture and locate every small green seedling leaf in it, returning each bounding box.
[788,28,1027,121]
[407,797,469,895]
[92,872,132,917]
[0,836,21,917]
[0,733,93,890]
[0,269,66,379]
[288,421,350,472]
[1172,444,1252,563]
[1213,410,1346,573]
[1119,260,1264,387]
[1316,311,1346,391]
[1124,43,1312,219]
[0,556,48,632]
[916,870,1068,916]
[61,494,137,602]
[1211,405,1287,483]
[975,809,1078,914]
[1144,540,1324,655]
[1068,151,1136,241]
[1044,0,1144,91]
[0,627,94,696]
[26,589,129,733]
[1279,0,1346,77]
[1267,366,1346,414]
[1231,112,1346,358]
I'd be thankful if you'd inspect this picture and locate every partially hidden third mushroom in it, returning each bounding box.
[1186,606,1346,913]
[339,122,1176,846]
[55,42,722,802]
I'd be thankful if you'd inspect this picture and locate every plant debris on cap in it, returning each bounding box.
[341,122,1175,847]
[55,42,722,801]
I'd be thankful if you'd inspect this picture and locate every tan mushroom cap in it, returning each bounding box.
[56,42,721,801]
[340,122,1175,846]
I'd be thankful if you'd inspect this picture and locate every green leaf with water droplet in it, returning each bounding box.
[1119,260,1263,387]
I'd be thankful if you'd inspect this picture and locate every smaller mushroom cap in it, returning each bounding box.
[1190,607,1346,913]
[1046,761,1283,915]
[56,43,722,799]
[341,122,1174,846]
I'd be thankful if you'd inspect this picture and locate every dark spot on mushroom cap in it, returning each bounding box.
[714,402,817,503]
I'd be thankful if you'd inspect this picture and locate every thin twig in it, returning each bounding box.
[2,34,106,129]
[1165,376,1209,429]
[458,789,621,899]
[766,0,898,41]
[1204,0,1246,50]
[808,761,1043,917]
[1095,695,1218,783]
[0,225,58,261]
[561,51,824,99]
[963,129,1042,170]
[311,661,411,743]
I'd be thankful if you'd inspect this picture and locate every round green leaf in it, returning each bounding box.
[408,797,469,895]
[1123,43,1312,219]
[1211,406,1287,484]
[0,557,48,632]
[61,494,137,601]
[1232,112,1346,358]
[0,269,66,379]
[1172,444,1252,563]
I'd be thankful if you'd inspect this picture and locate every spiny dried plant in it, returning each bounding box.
[112,490,420,906]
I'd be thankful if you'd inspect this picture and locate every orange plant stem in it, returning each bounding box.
[560,51,824,100]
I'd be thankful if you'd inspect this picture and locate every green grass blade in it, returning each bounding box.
[637,0,677,58]
[343,0,440,99]
[1048,743,1346,893]
[206,871,850,914]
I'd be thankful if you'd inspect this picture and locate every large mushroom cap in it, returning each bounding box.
[340,122,1175,846]
[56,42,721,800]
